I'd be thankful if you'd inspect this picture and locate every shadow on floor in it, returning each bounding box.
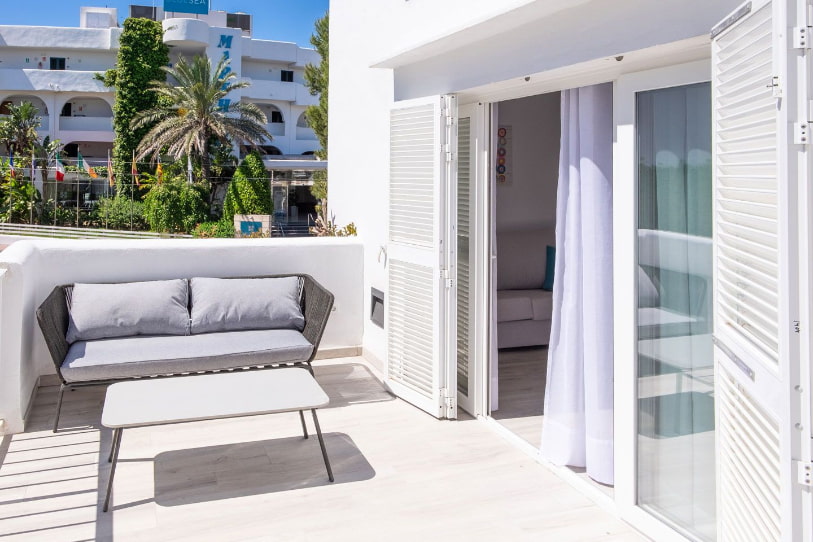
[138,432,375,507]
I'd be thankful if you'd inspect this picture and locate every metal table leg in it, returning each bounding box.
[52,384,66,433]
[103,428,123,512]
[310,409,333,482]
[299,410,309,439]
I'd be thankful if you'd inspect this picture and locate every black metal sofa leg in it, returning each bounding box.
[53,384,66,433]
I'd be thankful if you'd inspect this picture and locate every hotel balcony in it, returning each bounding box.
[0,69,110,94]
[0,238,641,540]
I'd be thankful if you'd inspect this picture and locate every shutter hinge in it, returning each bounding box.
[767,76,782,98]
[443,143,454,163]
[440,388,456,411]
[794,122,810,145]
[793,26,810,49]
[796,460,813,486]
[441,268,454,289]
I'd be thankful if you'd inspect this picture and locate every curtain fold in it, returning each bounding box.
[540,83,614,485]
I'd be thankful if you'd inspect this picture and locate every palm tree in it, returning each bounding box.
[0,101,41,160]
[131,55,271,192]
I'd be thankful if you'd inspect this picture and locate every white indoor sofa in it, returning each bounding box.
[496,229,556,349]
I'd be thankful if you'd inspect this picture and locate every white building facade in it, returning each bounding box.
[329,1,813,541]
[0,5,320,163]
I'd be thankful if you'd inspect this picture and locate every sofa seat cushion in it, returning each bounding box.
[497,289,554,323]
[497,290,534,322]
[61,329,314,383]
[528,289,554,321]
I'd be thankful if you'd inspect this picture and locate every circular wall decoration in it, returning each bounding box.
[496,165,506,174]
[498,147,506,157]
[498,127,507,137]
[497,174,507,183]
[498,157,506,166]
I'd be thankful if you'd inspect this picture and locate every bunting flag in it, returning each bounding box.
[107,150,115,187]
[8,154,15,178]
[55,155,65,182]
[77,152,98,179]
[131,150,140,187]
[156,156,163,183]
[30,152,36,181]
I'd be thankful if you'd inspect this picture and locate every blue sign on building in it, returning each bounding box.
[164,0,209,15]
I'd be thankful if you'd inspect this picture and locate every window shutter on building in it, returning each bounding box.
[711,0,809,540]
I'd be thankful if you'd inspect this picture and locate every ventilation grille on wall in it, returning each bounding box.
[130,5,157,20]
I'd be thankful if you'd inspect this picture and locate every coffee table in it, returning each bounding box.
[100,368,333,512]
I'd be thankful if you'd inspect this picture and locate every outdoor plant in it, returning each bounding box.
[92,196,147,230]
[0,176,41,223]
[142,178,208,233]
[98,17,169,193]
[221,151,272,219]
[192,220,236,238]
[309,213,357,237]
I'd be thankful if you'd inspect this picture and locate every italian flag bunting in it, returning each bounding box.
[55,153,65,182]
[107,150,115,187]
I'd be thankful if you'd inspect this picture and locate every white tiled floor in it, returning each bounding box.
[0,358,644,541]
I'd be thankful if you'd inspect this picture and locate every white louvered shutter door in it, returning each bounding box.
[387,95,457,419]
[712,1,806,540]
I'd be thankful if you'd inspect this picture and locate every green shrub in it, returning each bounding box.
[91,196,147,230]
[193,220,236,238]
[142,179,208,233]
[221,151,272,219]
[0,177,40,223]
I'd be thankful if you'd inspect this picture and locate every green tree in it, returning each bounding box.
[99,17,169,194]
[131,55,271,212]
[221,151,272,219]
[0,101,41,159]
[304,12,329,156]
[304,12,329,213]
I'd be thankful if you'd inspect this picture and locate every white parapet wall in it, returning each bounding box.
[0,237,364,434]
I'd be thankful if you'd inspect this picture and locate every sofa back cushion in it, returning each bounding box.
[497,229,555,290]
[66,279,190,343]
[190,276,305,334]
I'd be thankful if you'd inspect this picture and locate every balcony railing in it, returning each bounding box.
[59,115,113,131]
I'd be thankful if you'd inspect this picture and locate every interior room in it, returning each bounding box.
[489,91,560,446]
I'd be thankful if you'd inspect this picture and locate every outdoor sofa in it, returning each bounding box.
[37,274,334,432]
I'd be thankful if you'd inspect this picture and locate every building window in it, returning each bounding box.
[50,57,66,70]
[129,5,157,20]
[61,102,72,117]
[270,111,284,123]
[226,12,251,32]
[281,70,294,83]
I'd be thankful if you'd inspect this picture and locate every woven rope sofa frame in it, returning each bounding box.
[36,274,335,432]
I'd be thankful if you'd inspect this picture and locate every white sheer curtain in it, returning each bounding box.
[540,83,614,485]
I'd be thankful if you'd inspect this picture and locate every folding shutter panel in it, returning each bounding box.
[712,1,805,540]
[387,95,457,419]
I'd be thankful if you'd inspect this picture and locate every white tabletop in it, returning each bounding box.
[101,368,329,429]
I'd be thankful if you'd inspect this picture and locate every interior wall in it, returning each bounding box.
[496,92,560,232]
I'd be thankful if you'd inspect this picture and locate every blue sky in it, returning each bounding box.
[1,0,328,47]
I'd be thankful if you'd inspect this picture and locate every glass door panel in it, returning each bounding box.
[635,82,716,541]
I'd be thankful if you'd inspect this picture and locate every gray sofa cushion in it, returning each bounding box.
[497,291,534,322]
[66,279,190,344]
[497,289,554,323]
[60,329,314,382]
[190,277,305,334]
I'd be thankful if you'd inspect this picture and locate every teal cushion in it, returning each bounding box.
[542,245,555,291]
